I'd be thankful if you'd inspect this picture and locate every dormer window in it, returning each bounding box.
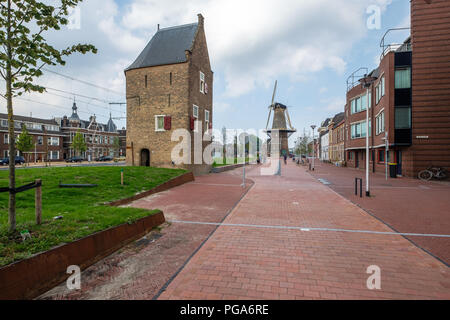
[200,71,205,94]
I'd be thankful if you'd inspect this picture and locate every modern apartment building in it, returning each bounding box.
[343,0,450,178]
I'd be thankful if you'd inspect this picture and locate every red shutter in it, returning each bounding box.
[164,116,172,130]
[190,116,195,131]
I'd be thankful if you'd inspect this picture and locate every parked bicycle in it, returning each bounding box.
[418,166,447,181]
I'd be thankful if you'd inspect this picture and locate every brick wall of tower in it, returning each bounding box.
[125,15,213,175]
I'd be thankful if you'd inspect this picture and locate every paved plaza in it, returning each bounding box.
[42,162,449,300]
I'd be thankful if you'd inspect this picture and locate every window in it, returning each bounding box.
[348,151,354,160]
[376,111,385,135]
[205,110,210,132]
[4,134,9,144]
[155,115,165,132]
[395,68,411,89]
[378,150,385,163]
[200,71,205,94]
[48,137,59,146]
[48,151,59,160]
[381,75,385,96]
[1,120,7,127]
[145,75,148,88]
[395,107,411,129]
[193,105,199,132]
[4,150,8,158]
[37,136,43,145]
[170,72,173,85]
[351,120,371,139]
[350,93,370,114]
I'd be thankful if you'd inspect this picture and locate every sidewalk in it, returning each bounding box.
[309,161,450,265]
[158,161,449,300]
[40,170,253,300]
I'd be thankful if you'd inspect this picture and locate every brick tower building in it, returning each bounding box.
[125,14,213,175]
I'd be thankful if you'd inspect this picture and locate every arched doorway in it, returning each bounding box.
[140,149,150,167]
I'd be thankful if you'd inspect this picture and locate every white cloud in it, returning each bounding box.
[321,97,346,112]
[115,0,387,97]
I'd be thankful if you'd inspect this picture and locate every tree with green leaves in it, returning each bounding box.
[71,130,86,157]
[0,0,97,232]
[294,132,312,157]
[16,124,33,165]
[112,136,120,157]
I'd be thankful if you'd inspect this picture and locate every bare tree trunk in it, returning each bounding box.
[6,0,16,232]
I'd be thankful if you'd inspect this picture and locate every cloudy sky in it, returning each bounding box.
[1,0,410,146]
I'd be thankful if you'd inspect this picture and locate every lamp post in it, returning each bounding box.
[358,74,378,197]
[311,125,317,171]
[382,132,389,181]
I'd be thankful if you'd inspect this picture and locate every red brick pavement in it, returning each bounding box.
[40,171,253,300]
[309,161,450,265]
[159,161,449,300]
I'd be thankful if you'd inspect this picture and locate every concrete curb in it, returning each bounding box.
[107,171,195,206]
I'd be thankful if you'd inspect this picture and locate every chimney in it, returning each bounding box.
[157,24,160,31]
[198,13,204,27]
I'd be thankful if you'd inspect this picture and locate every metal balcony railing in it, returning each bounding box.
[346,67,368,92]
[380,27,411,61]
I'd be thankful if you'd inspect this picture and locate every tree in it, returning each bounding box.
[0,0,97,232]
[112,136,120,157]
[294,132,312,157]
[16,124,33,164]
[71,130,86,156]
[221,126,226,165]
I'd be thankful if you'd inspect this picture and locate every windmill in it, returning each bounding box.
[265,81,297,157]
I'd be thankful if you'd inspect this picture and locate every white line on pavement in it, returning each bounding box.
[169,220,450,238]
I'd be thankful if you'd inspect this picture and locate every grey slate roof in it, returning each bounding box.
[332,112,345,129]
[106,115,117,132]
[125,23,198,72]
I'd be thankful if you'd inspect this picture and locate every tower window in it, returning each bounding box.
[145,75,148,88]
[170,72,173,85]
[200,71,205,93]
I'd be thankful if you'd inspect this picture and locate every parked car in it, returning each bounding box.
[0,156,25,165]
[66,156,84,163]
[113,156,126,163]
[95,155,114,162]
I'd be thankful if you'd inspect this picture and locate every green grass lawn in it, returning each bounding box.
[0,166,186,267]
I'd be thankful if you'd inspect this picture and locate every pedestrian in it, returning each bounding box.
[283,153,287,165]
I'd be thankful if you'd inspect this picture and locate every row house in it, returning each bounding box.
[318,118,331,161]
[0,101,121,163]
[329,112,345,164]
[60,102,120,160]
[0,113,64,162]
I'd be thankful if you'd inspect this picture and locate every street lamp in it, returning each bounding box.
[358,74,378,197]
[311,125,317,171]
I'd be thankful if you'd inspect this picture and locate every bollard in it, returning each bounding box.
[121,169,124,186]
[355,178,363,198]
[35,179,42,225]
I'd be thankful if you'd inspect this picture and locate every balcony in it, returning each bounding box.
[380,28,411,61]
